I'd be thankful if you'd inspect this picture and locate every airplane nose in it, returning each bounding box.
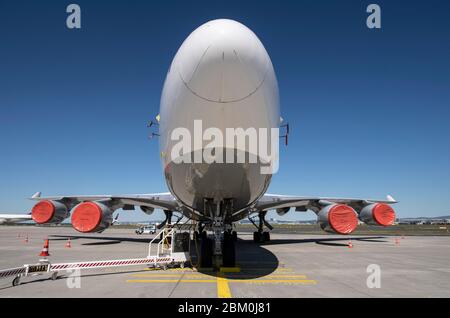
[175,19,270,103]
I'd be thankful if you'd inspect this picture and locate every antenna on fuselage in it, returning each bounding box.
[280,123,290,146]
[147,120,159,128]
[147,114,161,140]
[148,132,160,139]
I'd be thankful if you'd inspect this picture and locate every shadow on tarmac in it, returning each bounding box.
[43,234,387,280]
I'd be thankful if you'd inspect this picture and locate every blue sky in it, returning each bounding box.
[0,0,449,221]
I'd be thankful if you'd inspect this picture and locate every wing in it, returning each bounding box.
[29,191,179,212]
[254,193,397,213]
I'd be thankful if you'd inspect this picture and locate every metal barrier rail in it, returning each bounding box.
[0,227,189,287]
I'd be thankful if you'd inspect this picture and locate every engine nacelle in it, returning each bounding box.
[276,207,290,216]
[317,204,358,234]
[71,201,113,233]
[31,200,69,224]
[359,203,396,226]
[140,206,155,215]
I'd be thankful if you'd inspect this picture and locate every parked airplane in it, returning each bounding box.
[26,19,397,267]
[0,213,32,225]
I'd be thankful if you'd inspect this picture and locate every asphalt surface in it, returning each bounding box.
[1,226,449,297]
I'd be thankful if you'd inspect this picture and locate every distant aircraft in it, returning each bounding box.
[25,19,397,268]
[0,213,32,225]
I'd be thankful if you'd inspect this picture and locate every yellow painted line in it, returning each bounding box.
[217,273,232,298]
[241,279,317,285]
[143,268,196,272]
[238,261,285,265]
[227,275,308,279]
[239,268,294,272]
[126,279,317,285]
[131,273,307,278]
[220,267,240,273]
[131,274,212,278]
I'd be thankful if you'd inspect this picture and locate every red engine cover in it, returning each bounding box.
[327,204,358,234]
[71,202,103,233]
[32,200,56,224]
[372,203,396,226]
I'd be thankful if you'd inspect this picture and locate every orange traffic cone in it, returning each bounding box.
[348,240,353,248]
[395,238,400,245]
[65,238,71,248]
[24,235,28,243]
[39,239,50,257]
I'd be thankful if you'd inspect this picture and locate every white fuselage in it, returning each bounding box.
[0,214,32,224]
[159,19,279,217]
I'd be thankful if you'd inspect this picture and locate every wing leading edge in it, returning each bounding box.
[29,192,179,212]
[255,194,397,213]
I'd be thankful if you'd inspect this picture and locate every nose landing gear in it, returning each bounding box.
[196,199,237,269]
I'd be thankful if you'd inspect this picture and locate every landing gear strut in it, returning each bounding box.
[252,211,271,243]
[196,199,236,269]
[157,210,173,229]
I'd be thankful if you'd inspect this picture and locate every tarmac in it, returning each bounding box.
[1,226,450,298]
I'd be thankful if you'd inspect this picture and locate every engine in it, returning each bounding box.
[31,200,69,224]
[140,206,155,215]
[317,204,358,234]
[71,201,113,233]
[359,203,396,226]
[276,207,290,216]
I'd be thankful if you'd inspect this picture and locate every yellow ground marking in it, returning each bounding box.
[126,279,317,285]
[132,262,317,292]
[241,279,317,285]
[239,267,294,272]
[238,261,285,265]
[220,267,241,273]
[131,274,214,278]
[131,273,308,279]
[217,273,232,298]
[143,268,197,271]
[227,275,308,279]
[143,267,293,272]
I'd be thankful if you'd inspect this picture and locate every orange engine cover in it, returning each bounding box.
[318,204,358,234]
[359,203,396,226]
[31,200,68,224]
[71,202,113,233]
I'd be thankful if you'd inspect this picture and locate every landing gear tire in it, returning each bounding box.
[12,276,20,287]
[232,231,238,242]
[222,233,236,267]
[263,232,270,242]
[253,232,261,243]
[199,238,213,268]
